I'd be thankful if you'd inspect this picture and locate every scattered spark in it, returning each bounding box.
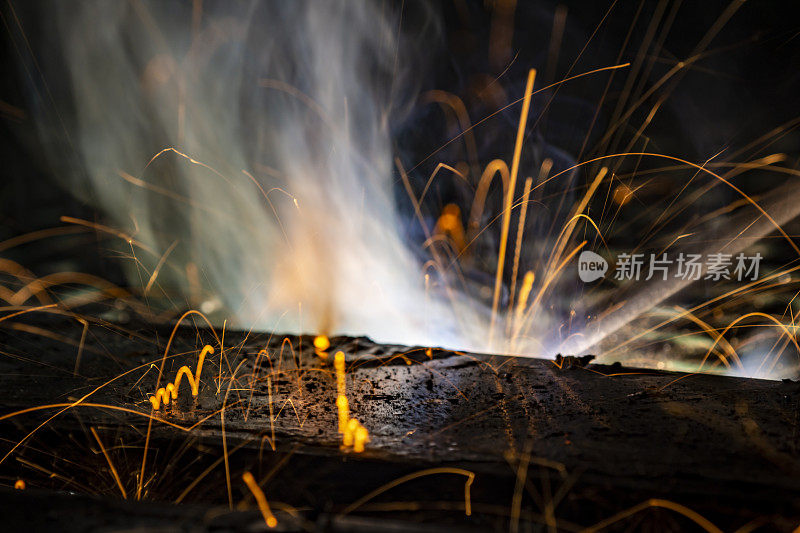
[242,471,278,528]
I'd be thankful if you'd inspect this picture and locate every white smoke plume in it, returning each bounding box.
[29,1,489,349]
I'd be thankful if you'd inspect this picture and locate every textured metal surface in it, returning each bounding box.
[1,317,800,530]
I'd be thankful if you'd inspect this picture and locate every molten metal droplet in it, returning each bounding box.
[314,335,330,351]
[314,335,330,358]
[353,424,370,453]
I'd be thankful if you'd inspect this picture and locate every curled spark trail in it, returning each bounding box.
[148,345,215,410]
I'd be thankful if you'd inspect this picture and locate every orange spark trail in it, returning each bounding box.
[148,345,214,410]
[242,471,278,528]
[490,68,536,346]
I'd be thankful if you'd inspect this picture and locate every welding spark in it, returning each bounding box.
[313,334,330,358]
[242,471,278,528]
[334,350,370,452]
[148,345,214,410]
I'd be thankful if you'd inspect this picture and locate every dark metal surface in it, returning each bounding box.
[1,317,799,530]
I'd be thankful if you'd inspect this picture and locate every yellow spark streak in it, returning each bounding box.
[143,239,178,296]
[490,68,536,346]
[242,471,278,528]
[409,63,630,173]
[698,312,800,371]
[542,167,608,286]
[148,345,214,410]
[468,159,509,238]
[341,467,475,517]
[507,176,533,328]
[583,498,722,533]
[514,271,535,328]
[333,350,369,452]
[337,395,350,434]
[513,241,587,343]
[334,350,346,396]
[90,427,127,499]
[59,216,155,254]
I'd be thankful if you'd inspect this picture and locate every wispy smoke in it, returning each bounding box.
[28,0,488,349]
